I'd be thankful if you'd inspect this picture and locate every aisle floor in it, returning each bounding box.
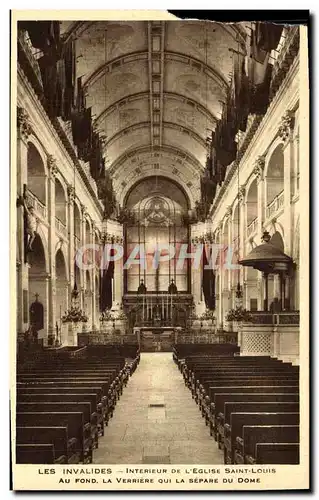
[93,353,223,464]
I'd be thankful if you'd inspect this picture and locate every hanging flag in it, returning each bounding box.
[38,48,59,117]
[233,52,250,132]
[255,22,283,54]
[247,22,283,116]
[19,21,61,54]
[62,39,76,121]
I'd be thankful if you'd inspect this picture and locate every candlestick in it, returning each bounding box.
[143,295,145,322]
[150,294,153,319]
[162,294,164,320]
[171,293,173,320]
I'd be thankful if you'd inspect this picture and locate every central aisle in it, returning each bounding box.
[93,353,223,464]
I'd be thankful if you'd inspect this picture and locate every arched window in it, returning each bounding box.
[246,178,258,238]
[27,143,47,218]
[266,144,284,219]
[55,178,66,225]
[124,177,189,293]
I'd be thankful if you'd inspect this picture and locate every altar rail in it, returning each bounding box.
[78,332,138,346]
[176,333,237,344]
[249,311,300,325]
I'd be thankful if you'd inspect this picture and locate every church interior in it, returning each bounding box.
[15,19,302,466]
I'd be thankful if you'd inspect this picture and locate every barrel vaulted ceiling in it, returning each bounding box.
[61,20,247,207]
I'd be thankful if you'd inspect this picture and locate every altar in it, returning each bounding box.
[133,326,181,352]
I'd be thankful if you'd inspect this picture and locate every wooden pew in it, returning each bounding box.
[17,386,107,426]
[16,426,70,463]
[17,380,115,419]
[212,393,299,440]
[16,412,87,463]
[204,386,299,433]
[222,402,300,463]
[17,393,103,440]
[195,376,299,404]
[256,442,299,464]
[16,443,64,464]
[235,425,300,464]
[17,403,94,462]
[226,413,300,465]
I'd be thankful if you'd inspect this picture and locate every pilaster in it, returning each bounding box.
[47,155,58,336]
[278,111,295,255]
[16,107,32,334]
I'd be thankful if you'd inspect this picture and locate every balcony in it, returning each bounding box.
[55,217,68,239]
[27,191,47,220]
[247,217,258,238]
[266,191,284,220]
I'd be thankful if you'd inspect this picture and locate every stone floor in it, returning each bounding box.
[93,352,223,464]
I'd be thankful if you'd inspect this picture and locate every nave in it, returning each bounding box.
[93,353,223,464]
[16,343,299,466]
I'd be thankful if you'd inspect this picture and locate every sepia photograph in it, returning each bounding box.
[10,10,310,491]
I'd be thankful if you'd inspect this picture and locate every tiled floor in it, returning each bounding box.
[93,352,223,464]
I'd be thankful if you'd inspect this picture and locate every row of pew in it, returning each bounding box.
[174,345,299,465]
[15,345,140,464]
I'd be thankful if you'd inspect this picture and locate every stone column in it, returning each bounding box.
[80,204,86,310]
[254,156,266,310]
[47,155,58,341]
[16,107,32,336]
[238,185,246,289]
[67,186,75,298]
[225,208,232,313]
[191,235,203,314]
[113,235,124,310]
[278,111,295,255]
[91,222,97,330]
[216,225,223,328]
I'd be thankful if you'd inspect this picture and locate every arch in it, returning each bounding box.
[28,232,48,337]
[27,142,47,205]
[246,178,258,226]
[30,226,49,273]
[27,135,48,173]
[109,144,204,176]
[55,177,67,225]
[55,248,68,280]
[28,233,47,274]
[85,218,91,245]
[221,215,230,237]
[124,175,191,211]
[84,50,228,91]
[232,200,239,233]
[95,91,218,126]
[265,143,284,208]
[105,120,207,150]
[55,248,68,326]
[264,136,284,172]
[124,176,189,293]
